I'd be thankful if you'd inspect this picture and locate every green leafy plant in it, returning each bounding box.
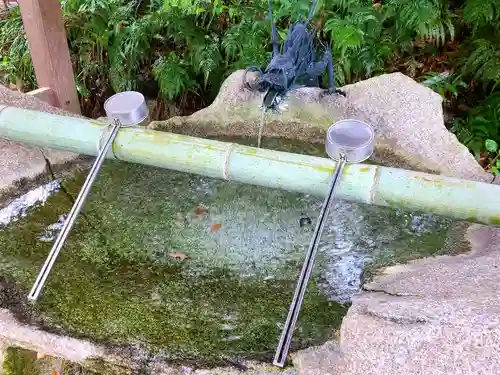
[323,4,392,85]
[385,0,455,47]
[450,92,500,158]
[153,53,199,100]
[459,0,500,89]
[421,71,467,102]
[463,0,500,33]
[462,38,500,88]
[485,139,500,175]
[0,6,36,90]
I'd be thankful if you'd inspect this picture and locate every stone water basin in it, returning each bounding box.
[0,138,454,366]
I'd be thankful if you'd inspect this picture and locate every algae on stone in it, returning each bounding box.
[0,161,347,365]
[2,346,101,375]
[2,347,39,375]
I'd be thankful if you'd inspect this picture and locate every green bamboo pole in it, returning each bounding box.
[0,104,499,226]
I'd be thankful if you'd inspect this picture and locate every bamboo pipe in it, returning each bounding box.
[0,104,499,226]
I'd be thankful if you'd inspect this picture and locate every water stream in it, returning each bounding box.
[0,140,454,364]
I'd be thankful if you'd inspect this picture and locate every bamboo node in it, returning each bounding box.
[223,143,235,179]
[97,123,119,160]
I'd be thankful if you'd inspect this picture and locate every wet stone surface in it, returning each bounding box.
[0,145,454,365]
[1,346,85,375]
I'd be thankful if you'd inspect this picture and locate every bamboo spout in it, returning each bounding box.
[0,105,499,226]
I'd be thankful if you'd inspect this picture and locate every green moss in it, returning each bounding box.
[3,347,39,375]
[2,347,105,375]
[465,216,480,223]
[361,211,460,283]
[367,229,448,269]
[81,357,127,375]
[0,137,456,367]
[490,216,500,226]
[0,161,347,365]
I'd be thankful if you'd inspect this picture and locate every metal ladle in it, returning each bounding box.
[273,119,375,367]
[27,91,149,301]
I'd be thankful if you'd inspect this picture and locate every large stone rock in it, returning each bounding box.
[150,70,490,182]
[293,224,500,375]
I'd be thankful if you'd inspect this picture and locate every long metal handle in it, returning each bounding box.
[273,154,347,367]
[27,121,121,301]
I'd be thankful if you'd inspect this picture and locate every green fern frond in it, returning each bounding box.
[221,25,242,60]
[324,18,365,52]
[464,0,500,31]
[153,53,199,100]
[355,39,394,77]
[164,0,209,15]
[386,0,454,46]
[221,20,269,68]
[324,0,372,15]
[463,39,500,84]
[108,42,136,92]
[164,9,206,46]
[190,35,222,88]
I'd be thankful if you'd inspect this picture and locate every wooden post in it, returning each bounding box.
[17,0,81,114]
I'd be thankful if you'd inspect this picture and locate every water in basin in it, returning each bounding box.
[0,139,454,365]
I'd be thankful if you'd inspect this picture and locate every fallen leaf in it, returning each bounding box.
[168,252,188,261]
[52,369,60,375]
[211,223,222,232]
[195,204,209,217]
